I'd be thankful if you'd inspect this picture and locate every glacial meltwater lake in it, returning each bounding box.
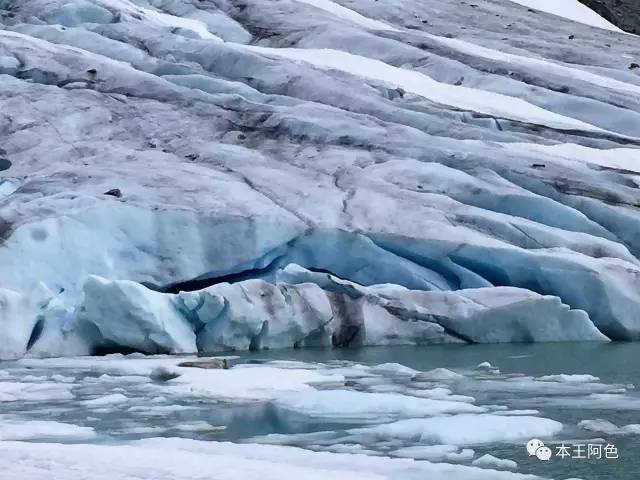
[1,343,639,480]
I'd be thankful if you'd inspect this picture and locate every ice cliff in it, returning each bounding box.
[1,0,640,358]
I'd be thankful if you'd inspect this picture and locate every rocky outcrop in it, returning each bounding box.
[579,0,640,34]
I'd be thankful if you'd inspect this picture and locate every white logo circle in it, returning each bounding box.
[526,438,545,456]
[536,446,552,461]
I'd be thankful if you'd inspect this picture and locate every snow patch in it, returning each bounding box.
[95,0,222,40]
[506,143,640,174]
[243,45,607,133]
[292,0,398,31]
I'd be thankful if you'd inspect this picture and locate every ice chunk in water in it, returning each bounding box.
[349,414,562,445]
[539,374,600,383]
[578,419,640,435]
[472,454,518,470]
[273,389,483,422]
[0,381,74,402]
[81,393,128,407]
[0,417,96,441]
[392,444,475,462]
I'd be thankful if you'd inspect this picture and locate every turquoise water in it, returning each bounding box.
[240,343,640,479]
[2,342,639,479]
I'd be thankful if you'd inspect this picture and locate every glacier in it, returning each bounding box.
[70,265,607,356]
[1,0,640,358]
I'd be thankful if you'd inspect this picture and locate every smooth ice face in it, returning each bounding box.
[2,0,640,357]
[0,284,53,359]
[79,275,197,354]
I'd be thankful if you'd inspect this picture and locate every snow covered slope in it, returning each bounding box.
[2,0,640,357]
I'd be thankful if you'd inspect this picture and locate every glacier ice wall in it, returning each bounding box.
[67,267,607,356]
[1,0,640,357]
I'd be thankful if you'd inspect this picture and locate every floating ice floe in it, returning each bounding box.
[392,444,475,463]
[345,414,562,445]
[472,453,518,471]
[18,354,344,402]
[578,419,640,435]
[273,389,483,423]
[0,381,74,403]
[81,393,129,407]
[0,417,96,442]
[538,374,600,383]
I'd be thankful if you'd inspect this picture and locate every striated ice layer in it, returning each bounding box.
[24,265,606,357]
[2,0,640,356]
[80,276,197,354]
